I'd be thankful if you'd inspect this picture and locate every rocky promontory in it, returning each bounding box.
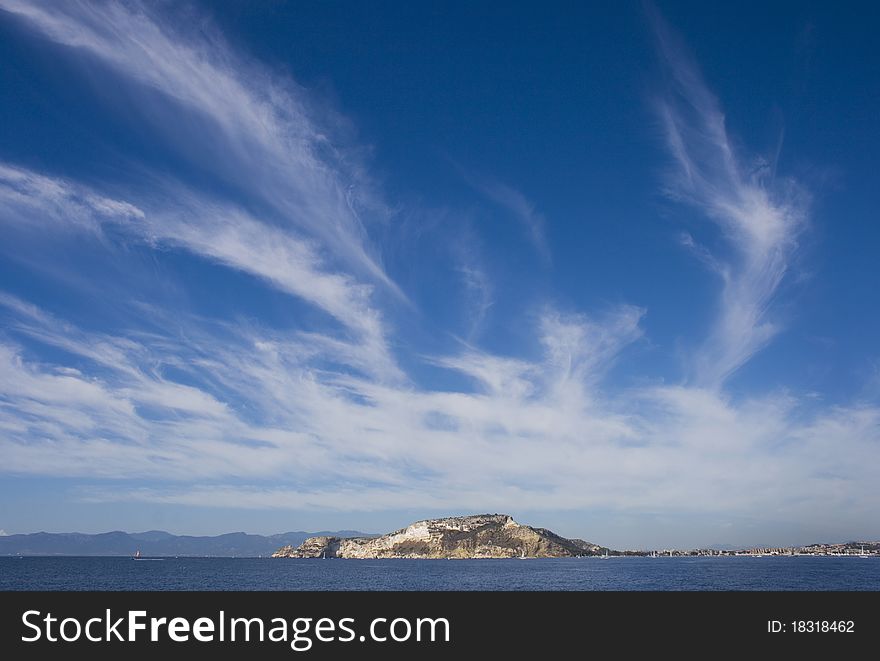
[271,514,603,559]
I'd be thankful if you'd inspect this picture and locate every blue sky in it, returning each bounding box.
[0,1,878,548]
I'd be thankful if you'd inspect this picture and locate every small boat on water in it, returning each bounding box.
[133,550,163,561]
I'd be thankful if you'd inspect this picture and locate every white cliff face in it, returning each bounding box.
[271,514,601,559]
[363,519,432,550]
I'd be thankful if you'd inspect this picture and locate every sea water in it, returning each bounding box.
[1,556,878,591]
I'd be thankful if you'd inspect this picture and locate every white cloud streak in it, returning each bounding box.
[0,0,409,382]
[0,162,145,235]
[0,164,403,382]
[456,262,493,340]
[2,293,878,536]
[650,8,808,387]
[467,174,552,263]
[0,0,399,294]
[450,232,495,341]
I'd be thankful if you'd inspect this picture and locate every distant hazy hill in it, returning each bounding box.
[0,530,370,557]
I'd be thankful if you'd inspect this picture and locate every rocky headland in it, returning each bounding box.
[271,514,604,559]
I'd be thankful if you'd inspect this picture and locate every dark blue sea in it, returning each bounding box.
[2,556,878,590]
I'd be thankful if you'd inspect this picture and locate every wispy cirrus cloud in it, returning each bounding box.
[3,290,878,540]
[464,172,552,264]
[0,162,145,235]
[649,7,808,387]
[0,290,644,489]
[0,164,402,382]
[0,0,398,293]
[449,228,495,341]
[0,0,407,382]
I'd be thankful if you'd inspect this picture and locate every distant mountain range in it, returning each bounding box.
[0,530,371,557]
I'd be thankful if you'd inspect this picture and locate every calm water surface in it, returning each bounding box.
[2,556,878,591]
